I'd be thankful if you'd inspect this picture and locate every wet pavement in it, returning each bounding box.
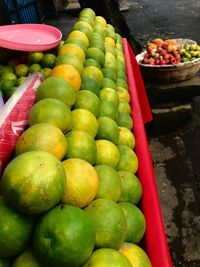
[45,1,200,266]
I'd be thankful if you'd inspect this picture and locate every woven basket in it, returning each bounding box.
[136,39,200,83]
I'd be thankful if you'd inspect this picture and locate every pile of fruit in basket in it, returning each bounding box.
[0,7,152,267]
[140,38,200,65]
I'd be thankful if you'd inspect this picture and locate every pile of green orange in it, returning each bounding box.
[0,8,152,267]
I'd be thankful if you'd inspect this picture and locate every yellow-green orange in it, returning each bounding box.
[82,66,103,87]
[1,151,66,215]
[28,52,43,64]
[83,248,132,267]
[61,158,99,208]
[96,116,119,145]
[118,127,135,149]
[86,47,105,67]
[65,130,97,165]
[118,171,142,205]
[96,139,120,168]
[58,43,85,62]
[15,64,29,77]
[117,112,133,130]
[15,123,67,160]
[117,145,138,174]
[99,88,119,108]
[67,30,89,47]
[50,64,81,91]
[0,196,34,257]
[119,243,152,267]
[41,53,56,68]
[74,90,100,117]
[81,76,101,96]
[55,54,84,74]
[36,76,76,107]
[85,199,127,249]
[33,204,95,267]
[118,100,131,114]
[28,98,72,133]
[71,108,98,138]
[102,77,116,90]
[117,87,130,102]
[95,165,122,202]
[84,58,101,70]
[99,100,118,122]
[118,202,146,244]
[12,249,41,267]
[102,67,117,82]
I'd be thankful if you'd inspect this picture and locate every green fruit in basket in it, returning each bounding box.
[29,63,42,73]
[117,145,138,173]
[28,52,44,64]
[118,171,142,205]
[117,112,133,130]
[33,204,95,267]
[0,79,16,93]
[1,151,66,215]
[0,196,34,257]
[41,53,56,68]
[83,248,132,267]
[0,66,14,76]
[95,165,122,202]
[119,243,152,267]
[118,202,146,244]
[12,249,41,267]
[1,72,17,81]
[190,43,198,51]
[85,199,127,249]
[99,88,119,108]
[15,77,27,87]
[40,68,52,79]
[15,64,29,77]
[118,127,135,149]
[96,116,119,145]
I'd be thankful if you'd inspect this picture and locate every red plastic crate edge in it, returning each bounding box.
[122,38,173,267]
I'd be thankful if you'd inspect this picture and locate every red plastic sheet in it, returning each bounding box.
[0,74,43,176]
[123,38,173,267]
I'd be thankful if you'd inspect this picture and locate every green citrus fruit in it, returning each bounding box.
[86,47,105,67]
[12,249,41,267]
[4,86,17,100]
[65,130,97,165]
[58,43,85,63]
[33,204,95,267]
[117,70,127,81]
[83,248,132,267]
[96,116,119,145]
[40,68,52,79]
[118,202,146,243]
[95,165,122,202]
[117,112,133,130]
[102,77,116,90]
[15,76,26,87]
[79,14,95,27]
[15,64,29,77]
[96,139,120,168]
[28,98,72,133]
[1,151,66,215]
[84,58,101,69]
[0,66,14,76]
[41,53,56,68]
[71,108,98,138]
[117,78,128,90]
[99,88,119,108]
[102,67,117,81]
[116,33,122,43]
[80,76,101,96]
[104,52,117,72]
[28,52,44,64]
[67,30,89,48]
[61,158,99,207]
[28,63,42,73]
[74,90,100,117]
[15,123,67,160]
[117,87,130,102]
[119,243,152,267]
[118,171,142,205]
[82,66,104,88]
[85,199,127,249]
[99,100,118,121]
[118,100,131,114]
[0,196,34,257]
[36,76,76,107]
[117,145,138,173]
[0,79,16,94]
[79,8,96,20]
[55,54,84,74]
[118,127,135,149]
[89,39,105,53]
[1,72,17,81]
[105,45,117,57]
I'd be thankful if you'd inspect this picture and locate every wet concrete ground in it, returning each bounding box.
[45,1,200,266]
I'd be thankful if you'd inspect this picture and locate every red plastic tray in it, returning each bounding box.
[123,38,173,267]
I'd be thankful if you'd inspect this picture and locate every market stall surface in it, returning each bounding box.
[44,1,200,266]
